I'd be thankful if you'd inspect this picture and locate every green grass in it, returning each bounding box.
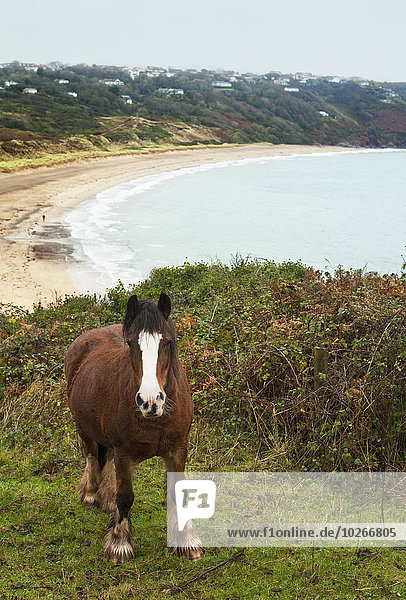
[0,259,405,598]
[1,441,406,599]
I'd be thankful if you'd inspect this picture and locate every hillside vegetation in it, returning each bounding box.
[0,260,405,598]
[1,63,405,171]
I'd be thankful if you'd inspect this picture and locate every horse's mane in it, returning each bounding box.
[123,299,174,339]
[123,299,161,338]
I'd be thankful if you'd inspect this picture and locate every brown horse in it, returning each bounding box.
[65,293,202,563]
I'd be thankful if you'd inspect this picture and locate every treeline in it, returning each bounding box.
[1,63,405,155]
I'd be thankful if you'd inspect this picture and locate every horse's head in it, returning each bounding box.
[123,293,175,418]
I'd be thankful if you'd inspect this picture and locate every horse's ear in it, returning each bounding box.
[123,294,139,337]
[158,293,171,320]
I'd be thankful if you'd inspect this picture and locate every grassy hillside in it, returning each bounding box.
[0,260,405,598]
[1,63,405,171]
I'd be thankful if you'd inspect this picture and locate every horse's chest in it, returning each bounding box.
[157,433,175,456]
[120,424,178,460]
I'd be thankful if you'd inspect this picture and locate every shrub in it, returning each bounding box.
[0,260,405,471]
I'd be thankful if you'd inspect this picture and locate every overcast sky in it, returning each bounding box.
[1,0,405,81]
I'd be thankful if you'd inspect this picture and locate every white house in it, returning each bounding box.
[58,79,70,84]
[47,62,64,71]
[319,110,329,117]
[274,78,290,86]
[125,68,140,79]
[101,79,124,86]
[23,87,38,94]
[146,68,167,78]
[67,91,78,97]
[4,80,19,87]
[23,63,38,72]
[284,87,299,93]
[212,81,232,88]
[157,88,184,96]
[120,94,133,104]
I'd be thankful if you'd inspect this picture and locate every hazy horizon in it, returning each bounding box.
[1,0,405,83]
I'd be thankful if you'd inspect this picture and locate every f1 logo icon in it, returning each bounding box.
[175,480,216,531]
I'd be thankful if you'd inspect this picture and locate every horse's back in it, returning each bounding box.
[64,324,124,384]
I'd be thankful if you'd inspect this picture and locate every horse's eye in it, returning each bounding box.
[164,340,173,348]
[126,340,132,348]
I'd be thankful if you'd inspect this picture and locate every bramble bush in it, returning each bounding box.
[0,259,405,471]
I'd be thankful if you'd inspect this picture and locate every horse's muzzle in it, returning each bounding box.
[136,391,165,418]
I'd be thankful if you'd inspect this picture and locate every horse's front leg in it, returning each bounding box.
[104,451,138,564]
[165,445,203,560]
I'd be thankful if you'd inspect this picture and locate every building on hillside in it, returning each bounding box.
[100,79,124,86]
[274,78,290,86]
[284,87,299,93]
[212,81,232,88]
[47,62,65,71]
[319,110,329,117]
[146,67,167,78]
[120,94,133,104]
[22,63,38,71]
[67,91,78,97]
[125,68,140,79]
[294,72,313,80]
[58,79,70,84]
[4,80,19,87]
[383,88,399,98]
[157,88,184,96]
[23,87,38,94]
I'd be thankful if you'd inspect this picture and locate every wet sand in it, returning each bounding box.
[0,144,352,309]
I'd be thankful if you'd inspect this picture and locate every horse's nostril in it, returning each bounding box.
[143,401,149,410]
[150,403,157,415]
[136,393,143,407]
[159,391,165,401]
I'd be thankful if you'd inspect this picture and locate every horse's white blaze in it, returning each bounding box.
[138,330,164,408]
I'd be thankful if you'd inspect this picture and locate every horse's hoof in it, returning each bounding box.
[187,547,203,560]
[175,546,203,560]
[110,552,132,565]
[80,492,99,507]
[104,524,134,565]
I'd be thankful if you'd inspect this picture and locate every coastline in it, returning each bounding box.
[0,143,354,309]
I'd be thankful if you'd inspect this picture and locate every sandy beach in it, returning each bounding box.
[0,143,352,309]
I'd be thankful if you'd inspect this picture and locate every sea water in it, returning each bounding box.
[63,149,406,292]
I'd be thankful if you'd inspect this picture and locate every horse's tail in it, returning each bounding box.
[64,337,89,389]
